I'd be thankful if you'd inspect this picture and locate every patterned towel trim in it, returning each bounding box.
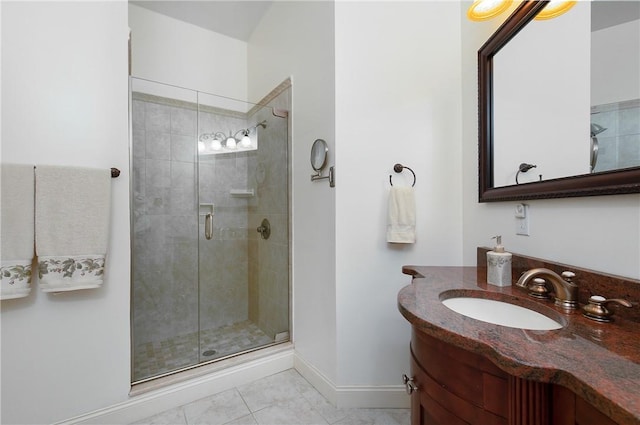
[38,255,105,292]
[1,260,33,300]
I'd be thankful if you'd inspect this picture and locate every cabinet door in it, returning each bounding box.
[551,385,619,425]
[410,354,468,425]
[410,351,506,425]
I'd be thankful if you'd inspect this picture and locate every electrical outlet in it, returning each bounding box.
[516,217,530,236]
[515,204,530,236]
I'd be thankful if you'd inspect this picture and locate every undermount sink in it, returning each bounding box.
[441,295,563,330]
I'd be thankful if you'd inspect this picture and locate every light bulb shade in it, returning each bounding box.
[198,141,205,152]
[240,134,252,148]
[211,139,222,151]
[226,136,236,149]
[467,0,511,21]
[534,1,576,20]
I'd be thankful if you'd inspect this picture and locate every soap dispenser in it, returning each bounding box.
[487,236,512,287]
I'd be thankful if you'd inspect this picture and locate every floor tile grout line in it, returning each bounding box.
[181,405,189,425]
[236,385,254,415]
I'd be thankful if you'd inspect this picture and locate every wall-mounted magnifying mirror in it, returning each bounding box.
[311,139,328,172]
[310,138,335,188]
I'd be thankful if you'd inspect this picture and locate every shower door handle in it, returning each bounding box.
[205,213,213,240]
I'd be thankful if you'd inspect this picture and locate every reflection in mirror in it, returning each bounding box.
[493,1,640,187]
[478,0,640,201]
[493,1,590,186]
[590,2,640,173]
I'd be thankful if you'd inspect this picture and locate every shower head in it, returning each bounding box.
[591,123,607,137]
[248,120,267,131]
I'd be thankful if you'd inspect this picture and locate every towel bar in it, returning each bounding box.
[32,166,120,178]
[389,163,416,187]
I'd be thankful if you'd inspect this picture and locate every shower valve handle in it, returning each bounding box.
[256,218,271,240]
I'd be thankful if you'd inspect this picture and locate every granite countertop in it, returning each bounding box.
[397,266,640,425]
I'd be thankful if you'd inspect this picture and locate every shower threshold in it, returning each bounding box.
[130,341,293,396]
[132,320,283,384]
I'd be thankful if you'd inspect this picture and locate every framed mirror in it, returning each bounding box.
[478,0,640,202]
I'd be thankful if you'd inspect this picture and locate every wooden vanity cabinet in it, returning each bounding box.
[550,385,618,425]
[409,329,619,425]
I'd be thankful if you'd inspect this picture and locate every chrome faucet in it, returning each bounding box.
[516,268,579,310]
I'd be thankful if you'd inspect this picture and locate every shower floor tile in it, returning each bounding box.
[133,320,274,382]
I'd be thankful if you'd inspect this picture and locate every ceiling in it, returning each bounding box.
[130,1,639,40]
[129,1,272,41]
[592,1,640,31]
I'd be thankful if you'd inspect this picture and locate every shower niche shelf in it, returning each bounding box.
[230,189,255,198]
[198,144,258,156]
[199,203,214,216]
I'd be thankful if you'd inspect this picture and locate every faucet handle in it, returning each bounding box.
[561,271,576,283]
[582,295,632,322]
[529,277,550,299]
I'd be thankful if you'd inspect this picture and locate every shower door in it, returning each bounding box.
[130,78,290,384]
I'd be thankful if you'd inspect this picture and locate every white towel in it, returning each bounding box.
[386,186,416,244]
[1,164,35,300]
[35,165,111,292]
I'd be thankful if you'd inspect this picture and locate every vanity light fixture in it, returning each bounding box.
[199,131,230,150]
[225,134,237,149]
[534,1,576,20]
[467,0,511,21]
[239,130,252,148]
[467,0,575,22]
[198,120,266,154]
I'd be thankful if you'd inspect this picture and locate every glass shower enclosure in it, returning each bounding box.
[130,77,290,383]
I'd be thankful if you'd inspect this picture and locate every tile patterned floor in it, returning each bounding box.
[134,321,274,382]
[131,369,410,425]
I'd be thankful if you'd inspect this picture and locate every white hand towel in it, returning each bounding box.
[35,165,111,292]
[1,164,35,300]
[387,186,416,244]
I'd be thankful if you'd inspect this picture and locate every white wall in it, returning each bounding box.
[249,1,464,403]
[334,1,463,390]
[128,4,248,101]
[248,1,338,386]
[461,2,640,280]
[1,2,131,423]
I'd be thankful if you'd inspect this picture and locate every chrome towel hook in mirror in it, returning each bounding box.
[389,163,416,187]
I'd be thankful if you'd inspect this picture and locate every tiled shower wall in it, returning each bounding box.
[131,87,290,355]
[592,99,640,172]
[132,95,199,347]
[197,108,253,332]
[248,88,291,339]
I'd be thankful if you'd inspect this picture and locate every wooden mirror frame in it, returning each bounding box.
[478,0,640,202]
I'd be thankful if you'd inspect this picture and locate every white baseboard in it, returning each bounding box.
[59,346,294,425]
[335,385,410,409]
[293,353,410,409]
[293,352,338,405]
